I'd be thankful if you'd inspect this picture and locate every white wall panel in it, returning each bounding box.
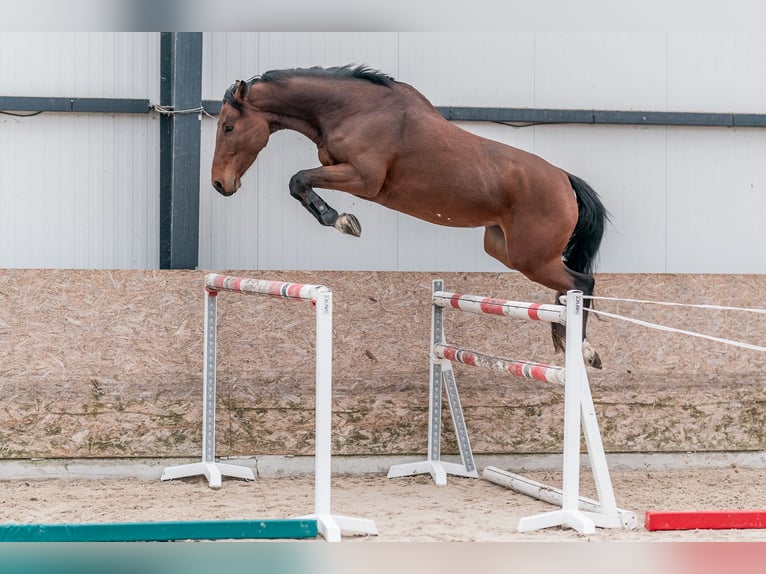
[534,33,668,111]
[257,32,399,75]
[201,32,262,101]
[0,32,159,100]
[668,33,766,114]
[0,32,160,269]
[397,33,535,107]
[666,128,766,272]
[0,113,159,268]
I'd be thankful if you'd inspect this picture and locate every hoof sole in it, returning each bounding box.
[582,340,602,369]
[334,213,361,237]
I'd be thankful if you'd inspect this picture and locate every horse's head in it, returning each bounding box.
[211,80,270,196]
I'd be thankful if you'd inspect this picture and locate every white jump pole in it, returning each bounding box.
[482,467,637,529]
[161,274,377,542]
[304,287,379,541]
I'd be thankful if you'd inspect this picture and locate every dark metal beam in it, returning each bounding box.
[436,106,766,128]
[3,95,766,128]
[0,96,150,113]
[2,95,764,129]
[159,32,203,270]
[202,99,766,128]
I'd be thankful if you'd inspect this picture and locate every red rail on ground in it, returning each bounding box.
[645,510,766,531]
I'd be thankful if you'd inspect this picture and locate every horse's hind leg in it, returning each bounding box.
[483,225,602,368]
[553,268,601,369]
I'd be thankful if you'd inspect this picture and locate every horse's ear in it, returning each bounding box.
[236,80,248,101]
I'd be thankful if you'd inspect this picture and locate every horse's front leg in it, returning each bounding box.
[288,165,363,237]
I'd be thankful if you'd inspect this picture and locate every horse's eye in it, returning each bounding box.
[223,125,234,133]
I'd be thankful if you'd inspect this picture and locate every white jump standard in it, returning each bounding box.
[388,279,636,534]
[161,273,378,542]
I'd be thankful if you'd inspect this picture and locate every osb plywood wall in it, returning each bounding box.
[0,270,764,459]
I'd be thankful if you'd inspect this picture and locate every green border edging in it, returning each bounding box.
[0,519,317,542]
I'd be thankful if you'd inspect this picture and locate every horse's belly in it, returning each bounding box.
[414,210,485,228]
[375,185,497,228]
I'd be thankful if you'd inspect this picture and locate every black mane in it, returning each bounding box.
[259,65,395,87]
[223,65,395,109]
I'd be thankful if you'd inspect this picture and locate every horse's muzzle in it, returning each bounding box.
[212,178,239,197]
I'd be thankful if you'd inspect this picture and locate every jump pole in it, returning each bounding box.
[0,518,317,542]
[388,280,635,533]
[645,510,766,531]
[161,274,377,542]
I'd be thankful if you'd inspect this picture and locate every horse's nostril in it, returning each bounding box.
[213,180,224,193]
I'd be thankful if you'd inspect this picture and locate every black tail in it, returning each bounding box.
[563,173,608,275]
[551,174,608,367]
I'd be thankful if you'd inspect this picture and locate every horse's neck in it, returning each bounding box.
[267,112,321,143]
[255,80,343,141]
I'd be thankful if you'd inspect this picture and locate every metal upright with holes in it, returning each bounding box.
[387,279,478,485]
[160,284,256,489]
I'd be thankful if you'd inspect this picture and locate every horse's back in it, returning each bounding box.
[325,77,576,229]
[385,92,572,209]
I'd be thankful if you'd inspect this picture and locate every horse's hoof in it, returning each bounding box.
[334,213,361,237]
[582,340,602,369]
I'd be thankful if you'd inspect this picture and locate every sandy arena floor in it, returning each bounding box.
[1,467,765,542]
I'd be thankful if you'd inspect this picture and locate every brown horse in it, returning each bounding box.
[211,65,608,368]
